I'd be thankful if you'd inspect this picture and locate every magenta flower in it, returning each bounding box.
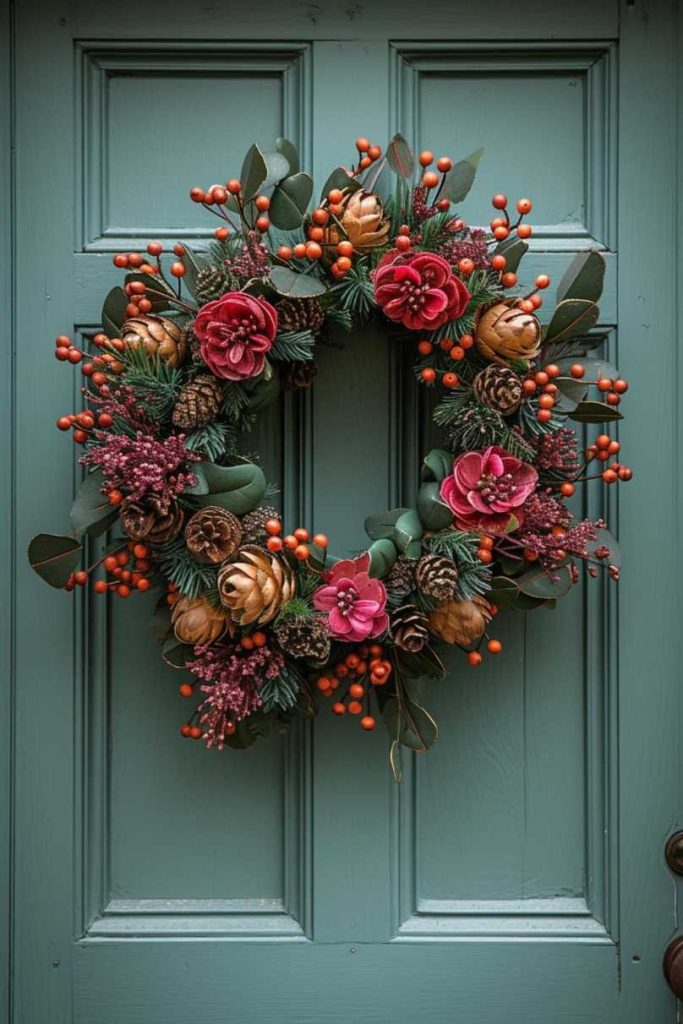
[373,250,470,331]
[440,445,538,533]
[313,552,389,643]
[194,291,278,381]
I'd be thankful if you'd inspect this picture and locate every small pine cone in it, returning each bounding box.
[277,297,326,334]
[273,615,331,664]
[240,505,280,544]
[171,595,227,645]
[218,545,295,626]
[416,554,459,602]
[120,314,187,367]
[172,374,222,430]
[472,365,523,415]
[119,496,185,543]
[194,265,228,303]
[390,604,429,653]
[385,556,418,596]
[428,596,492,647]
[283,360,318,389]
[185,506,242,564]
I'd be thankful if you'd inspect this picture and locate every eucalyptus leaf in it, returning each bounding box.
[269,266,327,298]
[543,298,600,344]
[262,151,291,187]
[556,250,606,305]
[441,147,485,204]
[553,377,588,413]
[101,286,128,338]
[383,696,438,752]
[161,636,193,668]
[240,143,268,201]
[70,470,118,537]
[420,448,453,483]
[269,173,314,230]
[568,400,623,424]
[396,645,446,680]
[276,137,300,175]
[364,507,423,557]
[416,481,453,531]
[244,371,281,412]
[28,533,82,588]
[180,243,209,300]
[367,538,398,578]
[493,237,528,275]
[386,133,415,180]
[189,461,267,515]
[516,564,573,600]
[320,167,362,201]
[556,355,620,383]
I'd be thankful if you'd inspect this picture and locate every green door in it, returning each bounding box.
[5,1,682,1021]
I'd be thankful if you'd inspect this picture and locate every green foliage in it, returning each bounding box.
[275,597,313,624]
[329,257,375,318]
[270,266,327,298]
[440,148,485,204]
[118,346,184,421]
[320,305,353,333]
[424,529,492,601]
[220,382,250,423]
[28,533,82,588]
[185,422,238,461]
[260,663,302,713]
[436,393,536,462]
[154,537,219,599]
[386,133,415,180]
[270,330,316,362]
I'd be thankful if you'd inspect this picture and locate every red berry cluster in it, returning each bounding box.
[418,332,474,388]
[318,644,393,730]
[64,541,152,598]
[260,515,329,562]
[490,193,534,243]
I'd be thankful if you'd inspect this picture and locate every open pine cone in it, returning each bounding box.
[323,190,390,254]
[185,506,242,564]
[119,497,184,543]
[475,302,541,365]
[217,544,295,626]
[416,554,459,602]
[273,615,331,663]
[390,604,429,653]
[472,364,523,415]
[428,597,493,647]
[172,374,222,430]
[120,314,188,367]
[171,595,228,645]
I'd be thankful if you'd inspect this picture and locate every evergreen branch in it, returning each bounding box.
[153,537,219,599]
[270,330,316,362]
[328,257,375,318]
[260,663,302,713]
[185,422,238,461]
[424,529,492,600]
[220,382,250,422]
[117,346,184,421]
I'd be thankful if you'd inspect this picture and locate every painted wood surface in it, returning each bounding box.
[4,0,682,1021]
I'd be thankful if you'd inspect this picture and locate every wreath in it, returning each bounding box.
[28,134,631,778]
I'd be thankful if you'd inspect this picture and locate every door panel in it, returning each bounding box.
[8,1,681,1022]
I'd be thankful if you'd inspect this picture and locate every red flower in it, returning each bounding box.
[440,446,538,533]
[313,553,389,642]
[194,292,278,381]
[373,250,470,331]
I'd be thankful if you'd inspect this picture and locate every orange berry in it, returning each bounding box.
[518,299,534,313]
[449,345,465,361]
[179,683,193,698]
[294,527,309,542]
[283,534,298,550]
[265,517,282,535]
[467,651,482,667]
[170,262,185,277]
[266,536,283,553]
[459,334,474,349]
[421,368,436,383]
[305,240,322,260]
[437,156,452,172]
[277,245,292,260]
[337,256,352,272]
[559,482,575,497]
[359,156,372,170]
[368,145,382,161]
[308,225,324,242]
[360,716,376,731]
[535,274,550,289]
[418,150,434,166]
[345,653,360,668]
[536,409,552,424]
[395,235,411,252]
[349,683,364,699]
[337,240,353,258]
[189,726,202,740]
[517,198,532,214]
[458,258,474,276]
[313,533,328,548]
[255,195,271,211]
[316,676,331,692]
[327,188,344,204]
[252,631,267,648]
[492,193,508,209]
[226,179,241,194]
[312,208,329,226]
[417,340,433,356]
[477,549,492,564]
[422,171,439,189]
[493,225,510,241]
[369,644,383,657]
[487,639,502,654]
[517,224,532,239]
[491,254,506,271]
[501,272,517,288]
[256,216,270,232]
[94,580,108,594]
[442,372,459,389]
[348,700,362,715]
[570,363,585,379]
[180,724,193,738]
[355,137,370,152]
[332,702,346,716]
[538,394,555,410]
[294,544,310,560]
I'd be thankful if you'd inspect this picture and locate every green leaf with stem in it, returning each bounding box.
[386,133,415,180]
[441,147,485,203]
[28,533,82,588]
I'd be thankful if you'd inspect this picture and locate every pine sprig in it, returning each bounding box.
[270,330,316,362]
[185,422,238,461]
[221,382,250,423]
[153,537,220,599]
[437,394,535,461]
[260,663,302,713]
[329,257,375,318]
[424,529,492,600]
[116,346,184,421]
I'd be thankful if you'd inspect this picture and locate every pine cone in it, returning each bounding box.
[195,265,229,303]
[240,505,280,544]
[322,190,390,254]
[185,506,242,564]
[273,615,331,663]
[390,604,429,653]
[120,314,188,367]
[277,297,326,334]
[385,557,418,596]
[416,554,459,602]
[475,302,541,366]
[428,597,492,646]
[472,365,523,415]
[171,595,227,645]
[172,374,222,430]
[283,360,318,389]
[119,497,185,543]
[218,545,295,626]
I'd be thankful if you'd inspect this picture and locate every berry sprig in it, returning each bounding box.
[318,644,393,731]
[261,515,329,563]
[64,541,153,598]
[417,332,474,388]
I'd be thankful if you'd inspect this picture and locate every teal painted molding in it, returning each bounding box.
[0,2,15,1022]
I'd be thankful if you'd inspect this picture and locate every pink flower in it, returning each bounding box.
[194,292,278,381]
[373,250,470,331]
[440,446,538,533]
[313,552,389,643]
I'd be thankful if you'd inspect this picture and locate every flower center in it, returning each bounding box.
[336,585,358,615]
[478,471,518,505]
[223,314,258,341]
[398,279,429,311]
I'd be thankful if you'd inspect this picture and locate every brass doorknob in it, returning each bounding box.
[663,937,683,997]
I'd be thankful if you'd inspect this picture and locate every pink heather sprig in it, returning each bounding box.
[519,492,572,533]
[519,516,607,567]
[190,643,285,748]
[439,228,490,269]
[83,383,156,434]
[224,230,271,281]
[411,184,440,223]
[82,431,200,506]
[533,428,581,476]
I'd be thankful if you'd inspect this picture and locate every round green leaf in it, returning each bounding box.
[28,533,82,588]
[269,266,327,298]
[416,481,453,531]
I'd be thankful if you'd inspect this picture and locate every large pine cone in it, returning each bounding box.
[171,595,227,645]
[185,506,242,564]
[472,364,523,415]
[217,545,295,626]
[323,190,390,253]
[273,615,331,663]
[283,360,318,389]
[172,374,222,430]
[120,314,188,367]
[416,554,459,602]
[385,556,418,596]
[390,604,429,653]
[428,597,492,646]
[194,265,229,303]
[475,302,541,366]
[119,497,184,543]
[277,297,326,334]
[240,505,280,544]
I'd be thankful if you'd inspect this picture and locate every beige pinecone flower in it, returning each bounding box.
[217,545,295,626]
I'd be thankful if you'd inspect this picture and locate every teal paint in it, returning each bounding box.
[7,1,683,1021]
